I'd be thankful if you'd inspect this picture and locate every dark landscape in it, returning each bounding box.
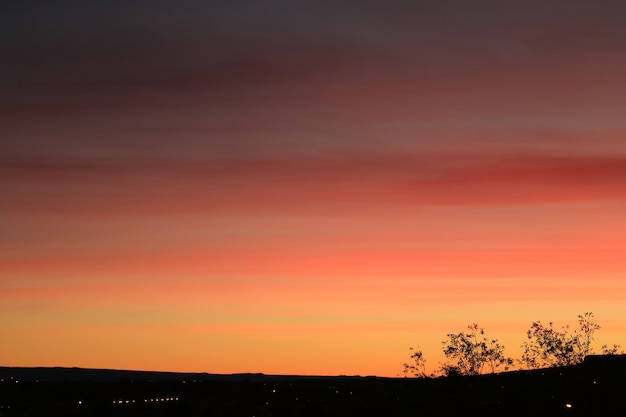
[2,355,625,416]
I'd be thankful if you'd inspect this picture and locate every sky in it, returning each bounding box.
[2,1,626,377]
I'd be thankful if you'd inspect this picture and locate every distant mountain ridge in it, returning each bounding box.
[0,366,367,383]
[3,354,625,382]
[0,366,268,383]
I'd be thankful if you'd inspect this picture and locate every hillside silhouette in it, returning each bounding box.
[1,355,625,416]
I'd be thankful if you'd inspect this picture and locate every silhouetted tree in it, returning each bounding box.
[404,312,623,378]
[521,312,609,369]
[601,344,625,355]
[578,311,601,357]
[440,323,513,376]
[403,346,428,378]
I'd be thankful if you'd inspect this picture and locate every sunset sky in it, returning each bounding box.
[2,1,626,377]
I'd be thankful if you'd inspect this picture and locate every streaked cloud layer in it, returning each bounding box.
[2,1,626,376]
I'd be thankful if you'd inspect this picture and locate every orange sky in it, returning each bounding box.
[2,1,626,377]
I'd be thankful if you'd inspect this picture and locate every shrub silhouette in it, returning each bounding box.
[521,311,623,368]
[403,346,428,377]
[404,312,623,377]
[440,323,513,376]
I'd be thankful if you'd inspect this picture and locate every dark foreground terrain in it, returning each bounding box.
[1,355,625,416]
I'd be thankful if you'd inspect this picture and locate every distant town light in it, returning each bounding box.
[565,402,573,409]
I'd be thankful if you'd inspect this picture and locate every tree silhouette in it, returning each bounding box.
[403,312,623,377]
[403,346,428,378]
[601,343,625,355]
[578,311,601,357]
[440,323,513,376]
[520,312,615,369]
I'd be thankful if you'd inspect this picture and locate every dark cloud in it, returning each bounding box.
[4,1,626,99]
[3,1,626,210]
[3,151,626,216]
